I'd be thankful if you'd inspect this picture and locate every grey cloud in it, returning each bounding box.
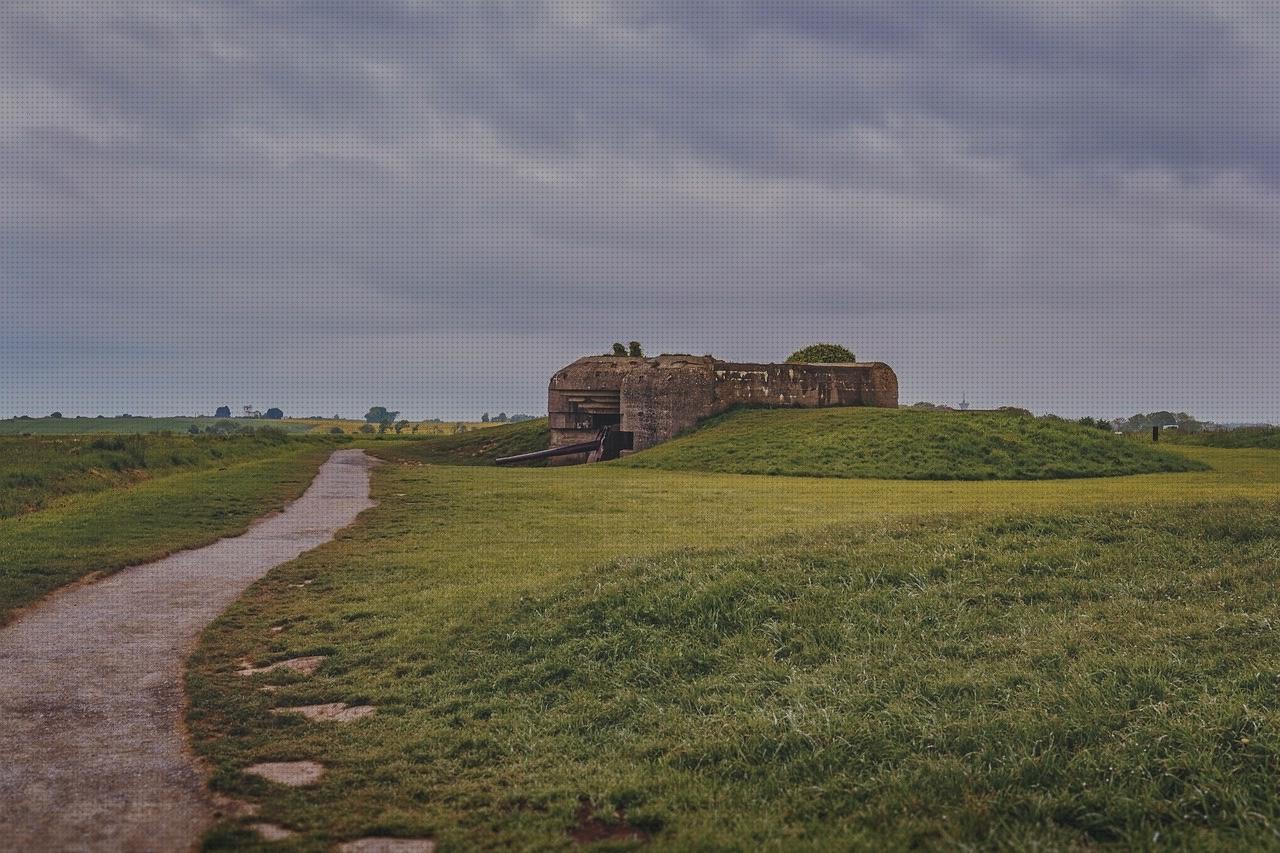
[1,0,1277,421]
[11,1,1276,182]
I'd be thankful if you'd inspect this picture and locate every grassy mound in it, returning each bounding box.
[369,417,549,465]
[622,407,1205,479]
[424,500,1280,848]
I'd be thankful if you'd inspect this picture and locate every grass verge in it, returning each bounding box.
[0,432,336,518]
[188,446,1279,849]
[0,442,336,623]
[621,407,1205,480]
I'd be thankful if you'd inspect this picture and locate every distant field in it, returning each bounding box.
[0,416,314,435]
[290,418,504,436]
[189,444,1280,848]
[369,417,549,464]
[0,415,504,437]
[621,407,1206,480]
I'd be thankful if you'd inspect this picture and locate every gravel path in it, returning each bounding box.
[0,449,375,852]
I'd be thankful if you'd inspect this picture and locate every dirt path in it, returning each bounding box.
[0,449,375,852]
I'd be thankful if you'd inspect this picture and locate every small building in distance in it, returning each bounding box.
[546,354,898,465]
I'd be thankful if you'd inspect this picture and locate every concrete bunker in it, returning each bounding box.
[509,354,898,466]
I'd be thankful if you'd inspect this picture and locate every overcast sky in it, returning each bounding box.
[3,1,1277,421]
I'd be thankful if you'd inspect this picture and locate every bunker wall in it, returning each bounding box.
[545,355,899,461]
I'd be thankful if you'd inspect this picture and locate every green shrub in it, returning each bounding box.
[785,343,856,363]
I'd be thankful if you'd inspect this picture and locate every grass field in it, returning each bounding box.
[187,440,1280,849]
[621,407,1204,480]
[1168,426,1280,450]
[0,438,339,624]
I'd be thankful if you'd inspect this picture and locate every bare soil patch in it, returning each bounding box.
[251,822,296,841]
[570,797,650,845]
[245,760,325,787]
[236,655,326,677]
[337,839,437,853]
[271,702,376,722]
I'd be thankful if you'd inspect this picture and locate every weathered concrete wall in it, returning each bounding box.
[546,354,899,461]
[619,356,718,451]
[713,362,898,411]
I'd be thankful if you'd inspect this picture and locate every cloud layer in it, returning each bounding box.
[3,1,1277,420]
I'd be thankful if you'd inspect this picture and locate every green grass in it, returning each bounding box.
[187,445,1280,849]
[0,416,315,436]
[1168,427,1280,450]
[621,407,1205,480]
[0,440,337,623]
[0,432,336,518]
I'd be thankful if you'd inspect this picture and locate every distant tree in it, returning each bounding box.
[611,342,627,356]
[786,343,856,364]
[364,406,399,424]
[495,412,509,422]
[481,412,490,423]
[628,341,644,357]
[49,412,63,419]
[1117,411,1201,434]
[1077,416,1113,432]
[214,405,232,418]
[264,407,284,420]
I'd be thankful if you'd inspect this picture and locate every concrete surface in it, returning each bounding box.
[0,449,375,852]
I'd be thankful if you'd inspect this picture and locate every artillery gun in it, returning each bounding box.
[495,425,630,466]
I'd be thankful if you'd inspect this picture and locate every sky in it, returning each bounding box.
[2,0,1277,422]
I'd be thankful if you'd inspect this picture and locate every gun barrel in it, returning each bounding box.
[495,439,599,466]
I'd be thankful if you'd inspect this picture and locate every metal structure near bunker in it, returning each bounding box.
[497,354,898,466]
